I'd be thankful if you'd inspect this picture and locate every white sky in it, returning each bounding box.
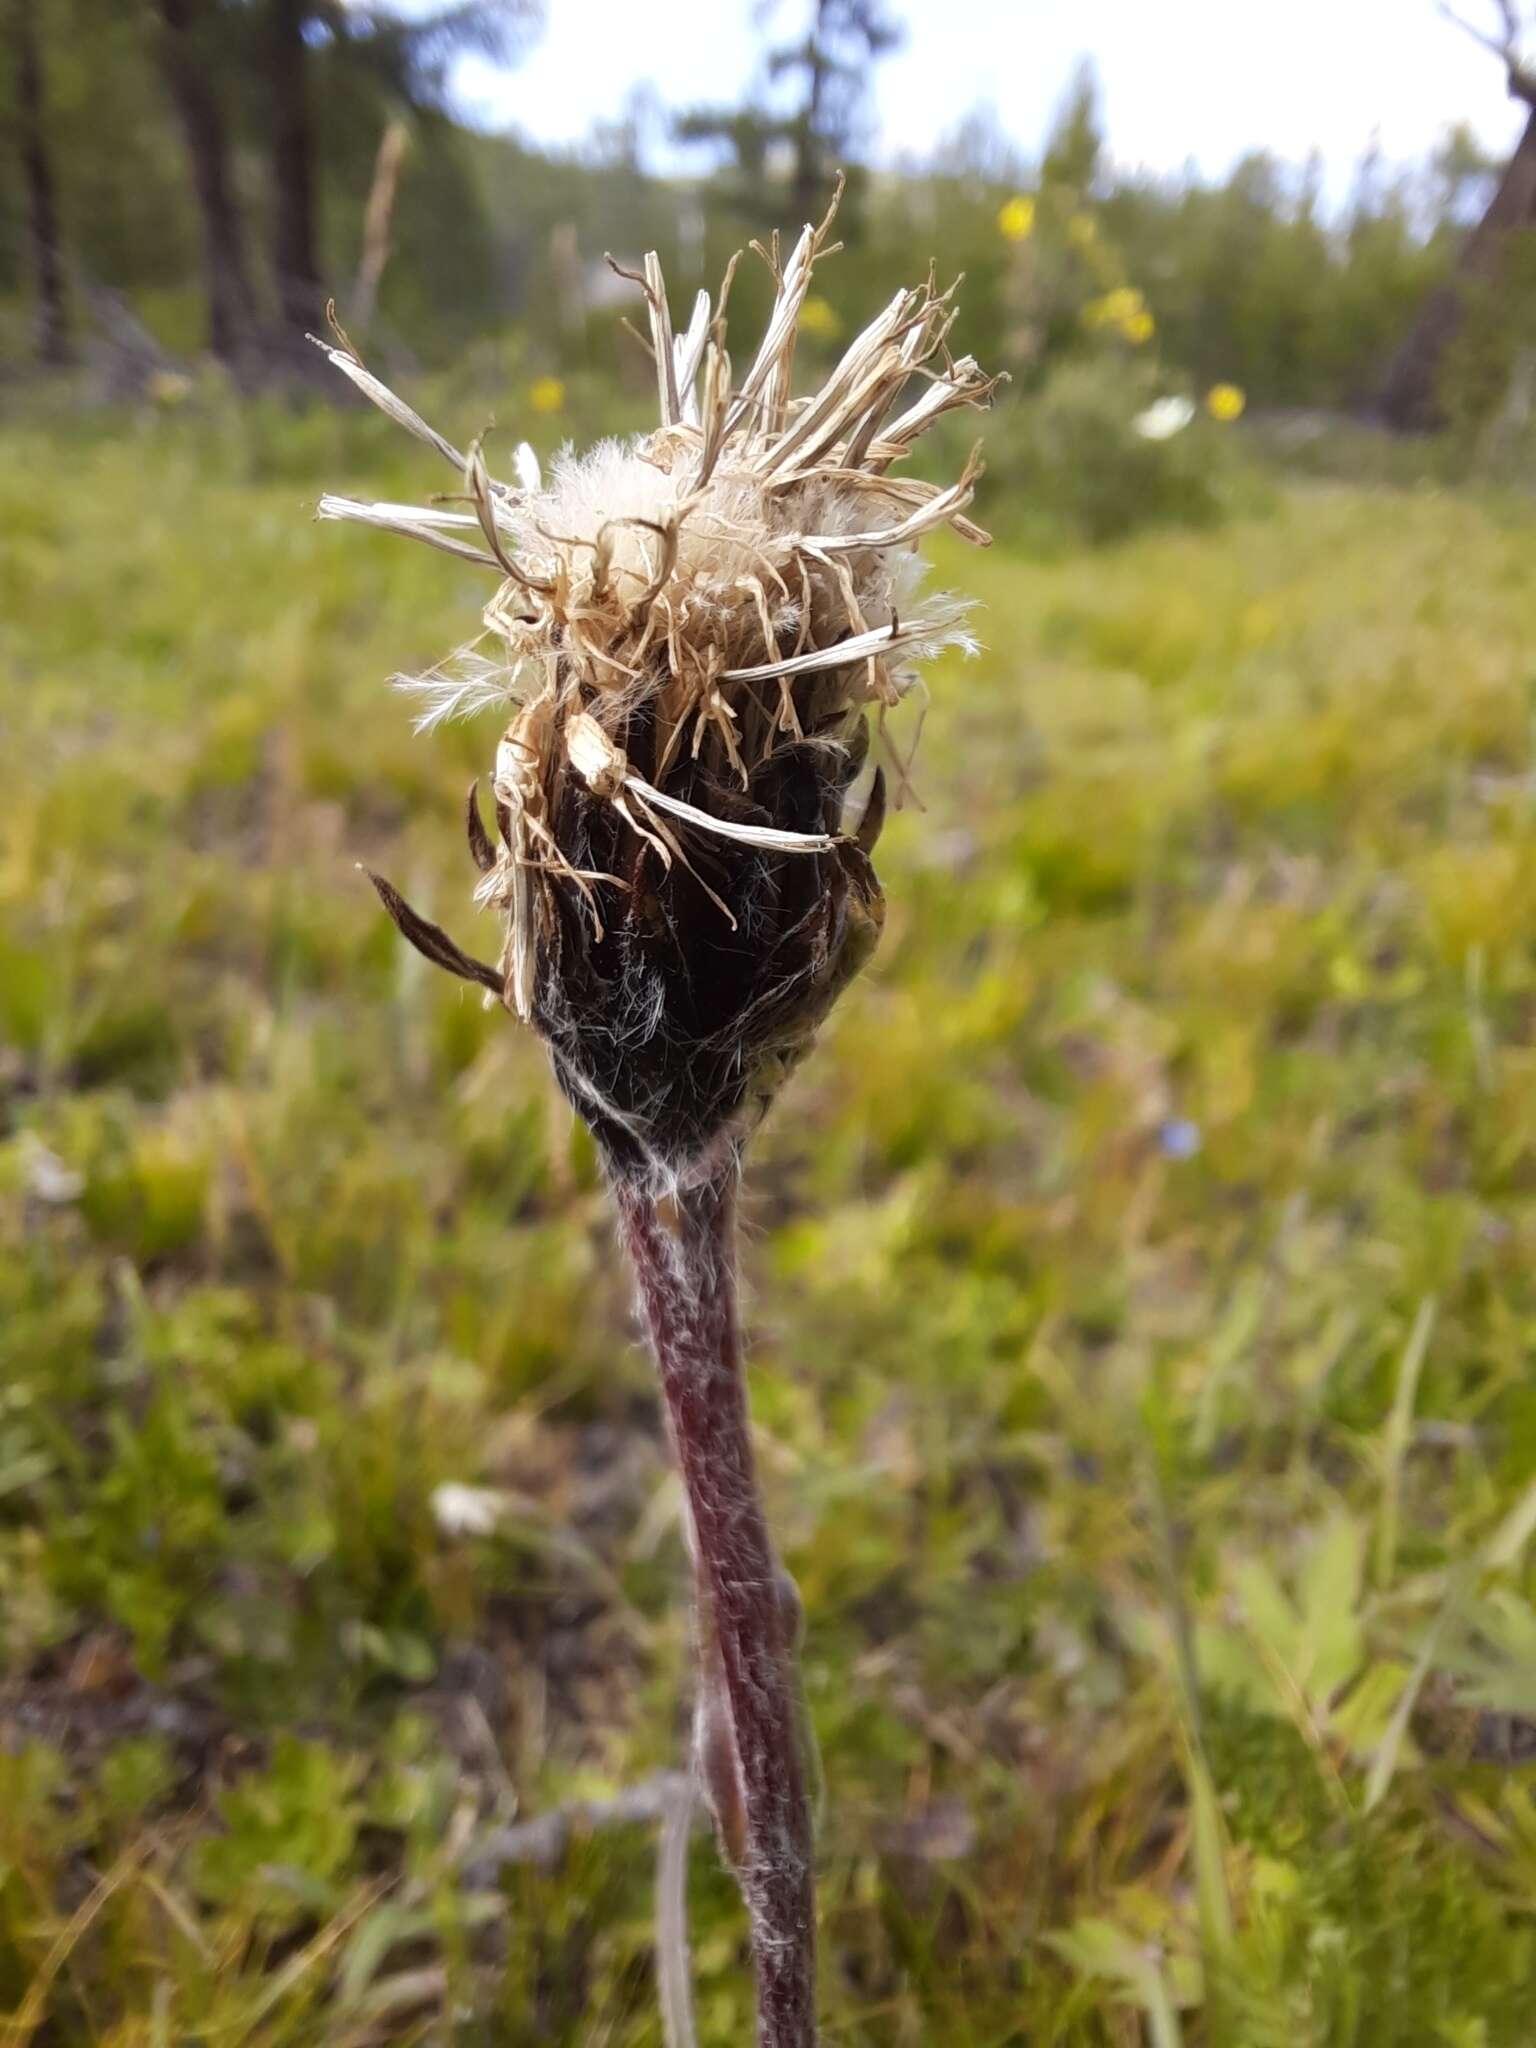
[453,0,1527,191]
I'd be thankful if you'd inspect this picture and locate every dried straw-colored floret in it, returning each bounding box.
[317,187,998,1190]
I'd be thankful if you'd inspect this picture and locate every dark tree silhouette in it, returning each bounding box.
[151,0,264,377]
[767,0,902,226]
[269,0,321,338]
[262,2,542,348]
[1041,59,1105,196]
[1377,2,1536,430]
[10,0,70,364]
[673,101,792,215]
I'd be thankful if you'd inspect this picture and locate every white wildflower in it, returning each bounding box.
[431,1482,506,1538]
[1134,395,1196,442]
[23,1138,84,1205]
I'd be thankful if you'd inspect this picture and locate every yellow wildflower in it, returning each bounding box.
[798,294,843,341]
[1206,383,1246,422]
[1122,309,1155,346]
[529,375,566,415]
[1083,287,1144,331]
[997,194,1036,242]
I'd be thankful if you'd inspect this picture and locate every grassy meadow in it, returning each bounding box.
[6,396,1536,2044]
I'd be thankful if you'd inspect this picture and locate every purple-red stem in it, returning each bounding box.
[615,1170,816,2048]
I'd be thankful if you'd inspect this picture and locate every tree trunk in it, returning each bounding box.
[1377,104,1536,432]
[789,1,834,231]
[152,0,263,379]
[268,0,323,339]
[11,0,70,365]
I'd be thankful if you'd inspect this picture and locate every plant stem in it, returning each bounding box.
[615,1168,817,2048]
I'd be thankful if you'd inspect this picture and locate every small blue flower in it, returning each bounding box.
[1157,1117,1202,1160]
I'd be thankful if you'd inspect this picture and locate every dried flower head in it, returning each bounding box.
[317,189,999,1190]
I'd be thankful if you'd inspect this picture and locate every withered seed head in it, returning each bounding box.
[318,187,999,1190]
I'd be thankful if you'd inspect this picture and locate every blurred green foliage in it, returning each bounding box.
[4,386,1536,2039]
[980,360,1255,548]
[0,10,1492,421]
